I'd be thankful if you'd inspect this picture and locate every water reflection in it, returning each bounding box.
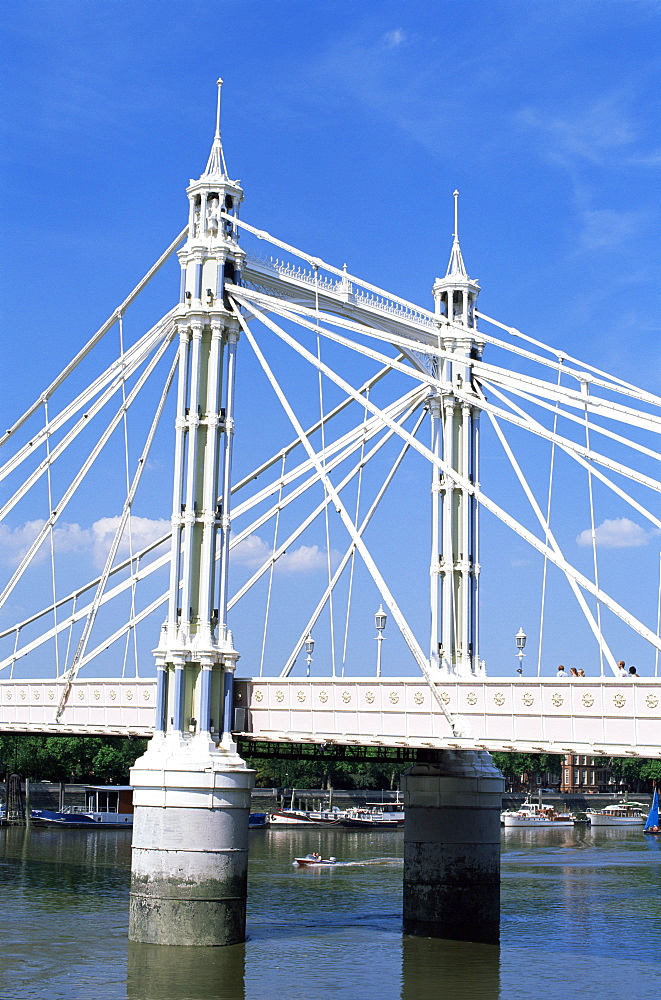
[127,941,245,1000]
[401,935,500,1000]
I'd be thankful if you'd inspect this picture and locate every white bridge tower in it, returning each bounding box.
[430,192,483,676]
[129,81,254,948]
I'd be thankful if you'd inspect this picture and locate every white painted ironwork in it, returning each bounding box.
[1,82,660,764]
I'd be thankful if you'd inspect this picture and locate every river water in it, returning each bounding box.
[0,823,659,999]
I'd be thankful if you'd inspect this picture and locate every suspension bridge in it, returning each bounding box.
[1,80,659,946]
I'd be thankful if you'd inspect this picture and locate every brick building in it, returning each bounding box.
[561,754,612,793]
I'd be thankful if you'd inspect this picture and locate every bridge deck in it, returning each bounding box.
[0,676,659,758]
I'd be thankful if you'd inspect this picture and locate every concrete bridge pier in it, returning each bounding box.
[128,737,254,946]
[401,750,504,944]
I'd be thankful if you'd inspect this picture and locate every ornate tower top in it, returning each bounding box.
[432,191,480,329]
[179,80,245,311]
[185,79,243,248]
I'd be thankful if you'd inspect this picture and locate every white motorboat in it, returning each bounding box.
[587,803,646,826]
[502,802,574,828]
[269,809,342,827]
[341,803,404,828]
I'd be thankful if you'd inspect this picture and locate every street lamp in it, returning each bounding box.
[304,633,314,677]
[515,627,527,675]
[375,605,387,677]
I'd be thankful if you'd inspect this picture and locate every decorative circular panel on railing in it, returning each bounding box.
[582,693,594,707]
[467,691,478,706]
[296,690,306,703]
[494,692,505,706]
[522,692,534,706]
[319,690,328,703]
[613,694,626,709]
[414,691,424,705]
[275,690,284,703]
[365,690,375,704]
[646,694,658,709]
[551,693,564,707]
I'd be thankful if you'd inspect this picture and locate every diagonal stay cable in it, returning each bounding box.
[0,330,176,614]
[229,295,461,735]
[232,292,661,655]
[280,406,427,678]
[55,352,178,719]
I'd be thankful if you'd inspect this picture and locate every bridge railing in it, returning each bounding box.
[0,679,156,736]
[1,675,659,757]
[240,676,661,759]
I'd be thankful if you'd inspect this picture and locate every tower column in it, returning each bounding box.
[432,191,483,677]
[130,80,254,948]
[402,751,504,944]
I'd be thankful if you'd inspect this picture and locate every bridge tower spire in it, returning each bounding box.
[152,73,245,747]
[430,192,483,676]
[130,81,254,948]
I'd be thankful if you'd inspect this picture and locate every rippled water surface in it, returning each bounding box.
[0,823,659,999]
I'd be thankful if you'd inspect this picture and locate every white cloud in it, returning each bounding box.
[231,533,340,575]
[231,534,272,569]
[577,207,644,253]
[519,94,638,169]
[382,29,406,49]
[576,517,651,549]
[0,516,170,569]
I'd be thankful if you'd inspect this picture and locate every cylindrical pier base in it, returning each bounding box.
[129,737,254,946]
[402,750,504,944]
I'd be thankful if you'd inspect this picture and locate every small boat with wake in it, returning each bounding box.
[294,853,337,866]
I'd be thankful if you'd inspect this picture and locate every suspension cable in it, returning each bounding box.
[118,312,139,678]
[341,387,370,676]
[537,360,563,675]
[259,454,286,677]
[654,552,661,677]
[583,382,605,676]
[314,265,337,677]
[43,399,60,678]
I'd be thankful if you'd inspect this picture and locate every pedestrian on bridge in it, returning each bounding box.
[556,665,567,679]
[617,661,628,677]
[629,666,640,678]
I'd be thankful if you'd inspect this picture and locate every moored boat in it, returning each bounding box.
[587,803,646,827]
[31,785,134,828]
[341,803,404,828]
[502,801,574,828]
[269,809,341,827]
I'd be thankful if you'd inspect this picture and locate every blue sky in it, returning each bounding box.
[1,0,660,682]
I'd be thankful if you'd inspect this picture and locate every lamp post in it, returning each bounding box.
[515,627,527,675]
[304,633,314,677]
[375,606,387,677]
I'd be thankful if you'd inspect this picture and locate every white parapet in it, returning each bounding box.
[2,675,660,758]
[0,678,156,735]
[243,676,661,759]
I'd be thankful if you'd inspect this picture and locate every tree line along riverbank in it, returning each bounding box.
[0,734,659,791]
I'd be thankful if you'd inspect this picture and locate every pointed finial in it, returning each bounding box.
[444,189,467,279]
[215,78,223,139]
[202,77,229,179]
